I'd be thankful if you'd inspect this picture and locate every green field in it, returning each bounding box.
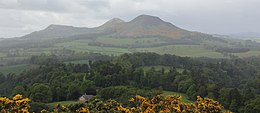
[55,40,131,56]
[46,91,192,109]
[162,91,193,103]
[234,51,260,58]
[0,64,38,75]
[96,37,138,45]
[96,36,166,46]
[53,37,176,56]
[46,91,191,107]
[2,36,259,61]
[253,38,260,43]
[54,37,168,56]
[136,45,225,58]
[0,53,5,57]
[46,101,79,109]
[65,60,89,64]
[139,65,184,73]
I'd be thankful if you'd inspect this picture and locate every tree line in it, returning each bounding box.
[0,52,259,112]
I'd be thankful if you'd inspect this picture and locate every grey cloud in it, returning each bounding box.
[76,0,110,11]
[0,0,259,38]
[0,0,76,12]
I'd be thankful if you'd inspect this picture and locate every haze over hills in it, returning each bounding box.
[0,14,259,59]
[1,1,260,112]
[99,15,203,38]
[227,32,260,40]
[19,15,209,40]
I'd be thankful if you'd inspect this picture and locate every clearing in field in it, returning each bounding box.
[139,65,184,73]
[46,101,79,109]
[233,50,260,58]
[161,91,193,103]
[0,64,38,75]
[136,45,225,58]
[55,39,131,56]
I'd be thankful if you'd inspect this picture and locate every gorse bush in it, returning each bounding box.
[116,95,231,113]
[1,94,232,113]
[55,95,232,113]
[0,94,30,113]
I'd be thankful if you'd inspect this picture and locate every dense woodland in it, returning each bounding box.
[0,52,259,112]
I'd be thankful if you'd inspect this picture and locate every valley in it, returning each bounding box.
[0,15,260,113]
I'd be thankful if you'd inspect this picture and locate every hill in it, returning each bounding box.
[0,14,260,60]
[103,15,207,39]
[19,14,209,40]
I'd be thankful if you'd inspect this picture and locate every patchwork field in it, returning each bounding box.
[0,64,38,75]
[234,50,260,58]
[65,60,89,64]
[55,39,131,55]
[139,65,184,73]
[54,37,228,58]
[254,38,260,43]
[136,45,225,58]
[45,91,192,110]
[162,91,193,103]
[0,53,5,57]
[54,37,169,56]
[95,36,167,46]
[46,101,79,109]
[1,37,260,70]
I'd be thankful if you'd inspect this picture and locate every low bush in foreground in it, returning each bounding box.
[0,94,30,113]
[1,94,231,113]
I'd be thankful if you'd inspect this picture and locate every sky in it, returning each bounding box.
[0,0,260,38]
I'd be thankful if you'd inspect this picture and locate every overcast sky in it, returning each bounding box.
[0,0,259,38]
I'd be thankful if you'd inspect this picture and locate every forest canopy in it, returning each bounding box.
[0,53,259,112]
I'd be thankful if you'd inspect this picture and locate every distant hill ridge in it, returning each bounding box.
[21,14,209,39]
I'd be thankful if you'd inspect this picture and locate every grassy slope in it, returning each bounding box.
[0,53,5,57]
[140,65,184,73]
[46,101,79,109]
[255,39,260,42]
[234,51,260,58]
[0,64,38,75]
[54,37,167,56]
[136,45,225,58]
[162,91,193,103]
[55,39,131,56]
[65,60,89,64]
[46,91,192,109]
[96,36,166,46]
[2,37,259,60]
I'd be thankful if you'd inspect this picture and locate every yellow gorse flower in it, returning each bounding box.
[116,95,231,113]
[1,94,231,113]
[13,94,23,101]
[0,94,30,113]
[76,107,90,113]
[129,97,135,102]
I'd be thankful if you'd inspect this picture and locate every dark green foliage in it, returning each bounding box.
[12,86,26,97]
[186,84,197,100]
[0,72,5,83]
[28,83,53,103]
[29,102,49,113]
[67,83,81,100]
[97,86,158,105]
[0,53,259,113]
[243,95,260,113]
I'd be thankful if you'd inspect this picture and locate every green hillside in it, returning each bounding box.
[0,64,38,75]
[162,91,193,103]
[136,45,225,58]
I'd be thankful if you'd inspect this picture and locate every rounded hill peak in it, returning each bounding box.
[130,15,168,26]
[99,18,125,29]
[45,24,74,30]
[135,14,161,20]
[108,18,125,23]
